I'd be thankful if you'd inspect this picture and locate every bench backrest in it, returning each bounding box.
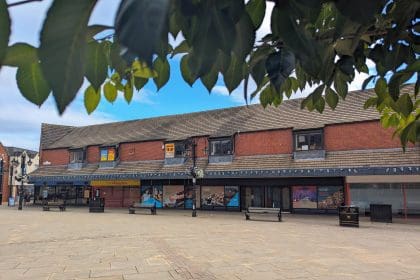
[247,207,280,213]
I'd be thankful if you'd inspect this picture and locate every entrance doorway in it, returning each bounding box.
[241,186,291,211]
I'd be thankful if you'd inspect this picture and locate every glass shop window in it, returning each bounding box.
[295,130,323,151]
[210,138,233,156]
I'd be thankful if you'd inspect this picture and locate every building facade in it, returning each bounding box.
[0,143,39,205]
[29,86,420,214]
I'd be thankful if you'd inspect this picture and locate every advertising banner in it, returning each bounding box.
[318,186,344,209]
[224,186,239,207]
[141,185,163,208]
[292,186,317,208]
[201,186,224,207]
[165,143,175,158]
[100,149,108,161]
[163,185,185,208]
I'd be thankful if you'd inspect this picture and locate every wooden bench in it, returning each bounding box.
[43,201,66,211]
[245,207,282,222]
[128,203,157,215]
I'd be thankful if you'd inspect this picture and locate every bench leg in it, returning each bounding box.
[129,209,135,214]
[245,214,250,220]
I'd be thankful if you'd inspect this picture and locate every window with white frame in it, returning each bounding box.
[69,150,85,163]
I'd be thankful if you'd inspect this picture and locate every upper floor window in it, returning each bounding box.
[100,147,116,162]
[69,149,85,163]
[294,130,323,151]
[210,138,233,156]
[165,142,185,158]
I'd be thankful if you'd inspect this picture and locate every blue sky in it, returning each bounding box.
[0,0,372,151]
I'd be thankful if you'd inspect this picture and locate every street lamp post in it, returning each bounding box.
[12,151,32,211]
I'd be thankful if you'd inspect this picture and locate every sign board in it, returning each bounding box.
[165,143,175,158]
[90,179,140,187]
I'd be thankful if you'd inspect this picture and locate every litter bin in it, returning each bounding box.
[8,197,15,206]
[89,198,105,213]
[339,206,359,227]
[370,204,392,223]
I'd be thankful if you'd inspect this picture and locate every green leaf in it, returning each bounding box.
[388,72,413,101]
[212,8,236,54]
[85,41,107,91]
[335,0,382,25]
[84,85,101,114]
[153,57,170,90]
[180,55,195,86]
[405,60,420,73]
[362,75,375,90]
[3,43,38,67]
[86,24,113,41]
[334,72,348,99]
[103,81,117,103]
[16,62,50,106]
[374,77,387,96]
[364,97,378,109]
[124,80,134,104]
[134,77,148,91]
[265,49,295,92]
[132,60,158,78]
[246,0,266,29]
[39,0,98,114]
[396,93,414,118]
[232,13,255,61]
[171,40,189,58]
[110,42,128,77]
[224,55,244,93]
[0,0,10,70]
[325,88,339,110]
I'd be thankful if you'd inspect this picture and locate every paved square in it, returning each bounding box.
[0,207,419,280]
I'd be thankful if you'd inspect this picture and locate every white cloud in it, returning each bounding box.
[0,68,116,151]
[132,88,157,105]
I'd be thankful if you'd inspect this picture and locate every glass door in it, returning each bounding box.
[266,187,282,208]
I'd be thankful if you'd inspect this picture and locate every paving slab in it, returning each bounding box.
[0,207,419,280]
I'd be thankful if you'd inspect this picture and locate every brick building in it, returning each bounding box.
[29,86,420,214]
[0,143,39,205]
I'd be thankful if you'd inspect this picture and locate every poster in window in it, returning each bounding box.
[107,149,115,161]
[100,149,108,161]
[184,186,193,209]
[141,186,163,208]
[163,185,185,208]
[318,186,343,209]
[165,143,175,158]
[201,186,224,207]
[224,186,239,207]
[292,186,317,208]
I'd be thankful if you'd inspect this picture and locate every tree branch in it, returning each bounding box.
[8,0,43,7]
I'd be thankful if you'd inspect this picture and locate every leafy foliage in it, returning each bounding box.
[0,0,418,146]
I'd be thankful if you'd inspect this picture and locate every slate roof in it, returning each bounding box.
[40,85,414,150]
[5,146,38,158]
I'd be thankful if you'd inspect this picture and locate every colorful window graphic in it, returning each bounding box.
[100,148,116,161]
[224,186,239,207]
[201,186,225,207]
[292,186,317,209]
[163,185,185,208]
[317,186,344,209]
[141,186,163,208]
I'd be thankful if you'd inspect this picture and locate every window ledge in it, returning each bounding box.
[164,157,186,165]
[98,161,119,169]
[293,150,325,160]
[208,155,233,164]
[67,162,86,170]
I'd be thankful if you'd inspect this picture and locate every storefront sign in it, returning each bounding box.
[90,179,140,187]
[165,143,175,158]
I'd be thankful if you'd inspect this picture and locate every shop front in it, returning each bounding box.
[91,179,141,208]
[34,183,90,206]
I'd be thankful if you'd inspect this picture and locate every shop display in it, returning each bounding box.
[201,186,224,207]
[163,185,185,208]
[318,186,344,209]
[292,186,317,208]
[224,186,239,207]
[141,185,163,208]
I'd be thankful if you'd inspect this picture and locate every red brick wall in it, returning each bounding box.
[235,129,293,156]
[324,120,402,151]
[120,141,164,161]
[195,137,208,158]
[40,149,69,165]
[0,143,9,203]
[87,146,100,163]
